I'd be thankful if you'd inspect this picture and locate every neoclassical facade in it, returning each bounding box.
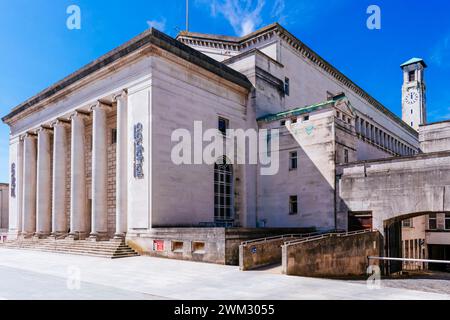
[2,24,426,262]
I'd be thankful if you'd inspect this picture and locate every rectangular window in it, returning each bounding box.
[171,241,184,253]
[280,120,286,126]
[429,214,437,230]
[344,149,349,164]
[289,195,298,215]
[289,151,298,170]
[303,115,310,122]
[409,70,416,82]
[291,117,297,124]
[411,109,413,114]
[111,128,117,144]
[402,218,413,228]
[411,122,414,127]
[218,117,229,136]
[284,77,290,96]
[446,214,450,230]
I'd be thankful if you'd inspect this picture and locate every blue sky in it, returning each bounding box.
[1,0,450,182]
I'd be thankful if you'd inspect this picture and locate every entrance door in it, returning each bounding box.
[385,220,402,274]
[348,212,373,231]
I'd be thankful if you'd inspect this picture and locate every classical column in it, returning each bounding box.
[69,112,89,240]
[90,102,110,240]
[51,120,69,237]
[36,127,53,238]
[114,91,128,239]
[21,133,37,238]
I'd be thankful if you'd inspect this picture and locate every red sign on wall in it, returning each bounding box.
[153,240,164,252]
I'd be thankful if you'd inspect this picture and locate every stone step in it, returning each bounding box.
[0,239,139,259]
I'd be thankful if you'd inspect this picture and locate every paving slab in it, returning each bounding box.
[0,248,449,300]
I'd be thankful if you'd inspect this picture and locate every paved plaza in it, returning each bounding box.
[0,248,449,300]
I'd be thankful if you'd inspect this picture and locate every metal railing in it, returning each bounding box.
[240,229,345,246]
[368,256,450,265]
[283,229,375,246]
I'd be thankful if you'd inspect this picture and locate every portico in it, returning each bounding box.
[13,94,127,241]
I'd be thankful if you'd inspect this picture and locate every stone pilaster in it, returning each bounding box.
[69,111,89,240]
[114,91,128,239]
[36,127,53,238]
[51,120,69,237]
[90,102,110,240]
[21,133,37,238]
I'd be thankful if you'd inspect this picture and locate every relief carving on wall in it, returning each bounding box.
[11,163,16,198]
[134,123,144,179]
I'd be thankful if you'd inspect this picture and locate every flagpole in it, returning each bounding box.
[186,0,189,31]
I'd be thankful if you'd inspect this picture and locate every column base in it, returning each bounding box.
[113,233,126,240]
[88,232,109,242]
[34,233,51,239]
[50,232,69,240]
[20,232,35,239]
[66,232,88,240]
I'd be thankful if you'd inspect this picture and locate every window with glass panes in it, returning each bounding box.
[428,214,437,230]
[214,158,233,221]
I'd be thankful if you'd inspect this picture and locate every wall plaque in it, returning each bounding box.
[10,163,16,198]
[134,123,144,179]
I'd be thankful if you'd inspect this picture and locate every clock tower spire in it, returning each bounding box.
[401,58,427,131]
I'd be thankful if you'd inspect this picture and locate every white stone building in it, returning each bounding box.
[1,24,425,263]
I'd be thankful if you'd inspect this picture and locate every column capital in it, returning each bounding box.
[69,110,90,120]
[113,89,128,102]
[21,132,37,140]
[36,126,53,134]
[89,101,111,112]
[50,119,71,128]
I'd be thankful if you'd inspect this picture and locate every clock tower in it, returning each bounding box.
[401,58,427,131]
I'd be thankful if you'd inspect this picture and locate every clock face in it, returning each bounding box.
[405,89,419,105]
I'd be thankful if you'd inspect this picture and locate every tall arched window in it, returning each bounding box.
[214,157,233,222]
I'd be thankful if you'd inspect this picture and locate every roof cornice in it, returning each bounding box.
[178,23,418,138]
[2,28,252,124]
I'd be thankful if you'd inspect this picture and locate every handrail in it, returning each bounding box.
[283,229,376,246]
[368,256,450,264]
[240,230,344,246]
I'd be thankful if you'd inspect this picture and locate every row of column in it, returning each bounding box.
[355,116,415,156]
[20,92,128,240]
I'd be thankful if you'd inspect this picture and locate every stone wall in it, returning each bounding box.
[338,152,450,234]
[127,227,314,265]
[282,231,383,277]
[239,238,288,271]
[419,120,450,153]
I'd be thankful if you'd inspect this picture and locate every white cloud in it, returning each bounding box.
[430,34,450,68]
[146,18,167,31]
[208,0,266,36]
[271,0,286,24]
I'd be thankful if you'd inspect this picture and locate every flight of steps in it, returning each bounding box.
[0,238,139,259]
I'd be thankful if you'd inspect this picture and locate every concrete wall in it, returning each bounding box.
[127,227,314,265]
[239,236,299,271]
[339,152,450,234]
[258,107,336,230]
[282,231,383,277]
[420,121,450,153]
[149,49,251,228]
